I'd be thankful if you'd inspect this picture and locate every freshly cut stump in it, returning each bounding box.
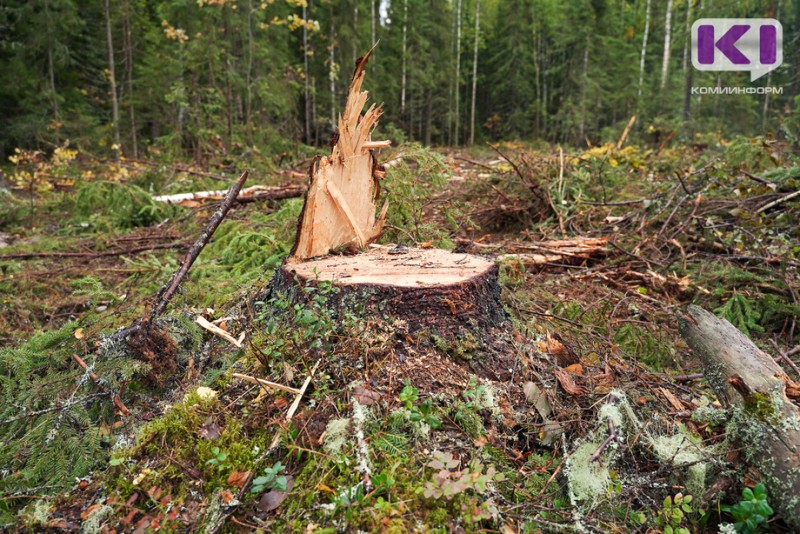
[273,247,507,336]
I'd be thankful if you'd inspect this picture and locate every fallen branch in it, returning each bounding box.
[231,373,301,395]
[756,189,800,214]
[589,418,618,462]
[152,184,304,205]
[769,339,800,379]
[0,242,187,261]
[150,170,249,319]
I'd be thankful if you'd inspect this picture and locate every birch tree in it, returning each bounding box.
[104,0,120,151]
[638,0,652,103]
[661,0,673,89]
[469,0,479,145]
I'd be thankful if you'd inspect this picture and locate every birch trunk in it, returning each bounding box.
[123,0,137,158]
[104,0,120,151]
[578,40,589,144]
[638,0,651,102]
[454,0,462,145]
[371,0,376,45]
[401,0,408,116]
[303,2,311,143]
[329,16,337,129]
[469,0,479,146]
[660,0,673,89]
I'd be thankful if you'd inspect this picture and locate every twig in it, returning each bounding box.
[674,373,704,383]
[150,170,249,319]
[742,171,777,190]
[231,373,302,395]
[590,393,622,462]
[71,354,130,416]
[756,189,800,214]
[589,419,618,462]
[769,339,800,379]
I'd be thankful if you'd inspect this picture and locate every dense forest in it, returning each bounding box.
[1,0,798,162]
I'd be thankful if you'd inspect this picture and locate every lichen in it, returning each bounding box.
[81,504,113,534]
[322,417,351,456]
[566,440,612,504]
[649,432,707,497]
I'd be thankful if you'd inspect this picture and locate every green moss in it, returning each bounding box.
[743,391,782,425]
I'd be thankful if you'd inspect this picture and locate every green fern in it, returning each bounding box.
[73,181,175,229]
[714,293,765,337]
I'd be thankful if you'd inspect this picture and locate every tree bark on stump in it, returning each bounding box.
[274,247,506,335]
[679,305,800,528]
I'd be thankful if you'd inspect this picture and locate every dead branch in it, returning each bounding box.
[150,170,249,319]
[769,339,800,379]
[152,184,304,205]
[0,242,187,261]
[756,189,800,214]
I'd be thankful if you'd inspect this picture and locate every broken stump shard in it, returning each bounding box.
[288,48,389,262]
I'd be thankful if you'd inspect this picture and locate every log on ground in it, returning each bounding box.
[679,304,800,528]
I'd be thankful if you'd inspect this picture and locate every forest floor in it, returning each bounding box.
[1,137,799,532]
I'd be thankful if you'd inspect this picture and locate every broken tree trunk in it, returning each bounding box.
[288,47,389,261]
[269,48,511,380]
[679,305,800,528]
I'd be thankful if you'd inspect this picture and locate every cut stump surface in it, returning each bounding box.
[272,247,508,344]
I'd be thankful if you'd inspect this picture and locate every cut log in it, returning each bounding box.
[288,47,389,261]
[679,305,800,527]
[273,247,506,336]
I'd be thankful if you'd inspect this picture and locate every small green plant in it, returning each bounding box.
[655,492,695,534]
[205,447,231,472]
[399,381,442,429]
[462,377,488,410]
[721,483,773,533]
[714,293,765,337]
[251,462,288,494]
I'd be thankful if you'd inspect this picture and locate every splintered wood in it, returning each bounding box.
[289,48,389,261]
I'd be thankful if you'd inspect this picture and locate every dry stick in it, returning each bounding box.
[616,114,637,150]
[71,354,131,416]
[788,346,800,358]
[769,339,800,379]
[150,170,249,320]
[231,373,302,395]
[589,418,618,462]
[756,189,800,214]
[674,373,704,383]
[742,171,777,190]
[0,242,187,261]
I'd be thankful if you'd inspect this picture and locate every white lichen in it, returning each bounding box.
[352,399,373,488]
[322,417,351,456]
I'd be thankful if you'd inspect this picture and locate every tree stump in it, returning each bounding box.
[273,247,506,335]
[266,48,514,383]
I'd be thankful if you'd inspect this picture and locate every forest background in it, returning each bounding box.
[0,0,797,164]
